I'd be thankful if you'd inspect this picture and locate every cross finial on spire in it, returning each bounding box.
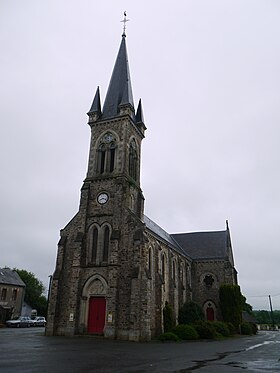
[120,11,130,36]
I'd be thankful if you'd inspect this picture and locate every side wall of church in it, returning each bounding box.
[142,231,193,337]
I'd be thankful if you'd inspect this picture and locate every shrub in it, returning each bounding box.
[158,332,179,342]
[178,301,205,324]
[226,322,236,335]
[172,324,199,340]
[163,303,175,332]
[240,322,253,335]
[194,321,217,339]
[212,321,230,337]
[251,323,258,335]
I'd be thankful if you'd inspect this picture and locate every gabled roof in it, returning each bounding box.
[171,231,229,260]
[102,35,134,119]
[144,215,231,262]
[0,268,26,287]
[144,215,189,257]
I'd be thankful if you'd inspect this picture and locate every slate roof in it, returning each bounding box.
[102,35,134,119]
[144,215,229,261]
[0,268,26,287]
[171,231,229,260]
[144,215,185,254]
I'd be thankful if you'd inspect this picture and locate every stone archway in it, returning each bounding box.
[79,274,108,334]
[203,301,216,321]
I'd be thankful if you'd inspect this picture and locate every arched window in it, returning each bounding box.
[102,226,110,262]
[148,247,152,273]
[129,139,138,180]
[91,227,98,263]
[172,260,176,280]
[161,254,166,282]
[96,133,116,174]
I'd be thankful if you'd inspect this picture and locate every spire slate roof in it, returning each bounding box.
[136,99,144,123]
[88,86,101,115]
[102,35,134,119]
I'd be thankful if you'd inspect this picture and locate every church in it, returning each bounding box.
[46,28,238,341]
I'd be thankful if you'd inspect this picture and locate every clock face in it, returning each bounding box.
[97,193,109,205]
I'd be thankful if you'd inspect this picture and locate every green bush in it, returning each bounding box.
[212,321,230,337]
[251,323,258,335]
[226,322,236,335]
[158,332,179,342]
[240,322,253,335]
[193,321,217,339]
[172,324,199,340]
[178,301,205,324]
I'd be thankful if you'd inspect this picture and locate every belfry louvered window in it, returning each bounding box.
[97,133,116,174]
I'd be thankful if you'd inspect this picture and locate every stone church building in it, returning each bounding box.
[46,32,237,341]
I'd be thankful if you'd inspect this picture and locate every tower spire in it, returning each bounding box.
[102,31,134,119]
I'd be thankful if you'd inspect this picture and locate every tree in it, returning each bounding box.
[14,269,47,316]
[178,301,205,324]
[219,284,243,331]
[163,302,175,332]
[242,295,253,314]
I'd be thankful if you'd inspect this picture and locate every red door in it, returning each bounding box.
[206,307,215,321]
[88,297,106,334]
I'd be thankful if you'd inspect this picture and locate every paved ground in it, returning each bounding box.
[0,328,280,372]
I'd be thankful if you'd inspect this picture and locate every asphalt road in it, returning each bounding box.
[0,328,280,372]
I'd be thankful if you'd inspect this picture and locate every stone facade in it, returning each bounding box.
[46,34,237,341]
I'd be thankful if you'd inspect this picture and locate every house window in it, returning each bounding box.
[97,133,116,174]
[12,289,17,301]
[1,288,7,301]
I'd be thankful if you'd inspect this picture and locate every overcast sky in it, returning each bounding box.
[1,0,280,310]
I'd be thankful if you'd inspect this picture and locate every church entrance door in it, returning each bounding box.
[88,297,106,334]
[206,307,214,321]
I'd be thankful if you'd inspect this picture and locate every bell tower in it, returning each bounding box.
[46,32,148,340]
[84,33,146,218]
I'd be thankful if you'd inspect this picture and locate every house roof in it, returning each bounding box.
[0,268,26,287]
[144,215,230,261]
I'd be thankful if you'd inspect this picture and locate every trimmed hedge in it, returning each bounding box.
[212,321,230,337]
[172,324,199,340]
[240,322,254,335]
[158,332,179,342]
[178,301,205,324]
[193,321,218,339]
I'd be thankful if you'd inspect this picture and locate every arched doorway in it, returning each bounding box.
[203,301,216,321]
[80,275,108,334]
[88,296,106,334]
[206,306,215,321]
